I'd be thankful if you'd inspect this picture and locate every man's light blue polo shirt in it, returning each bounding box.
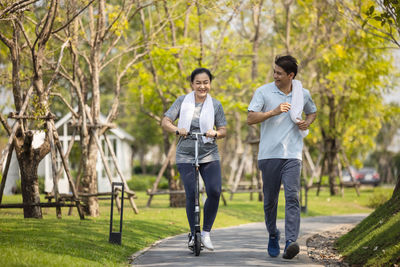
[248,82,317,160]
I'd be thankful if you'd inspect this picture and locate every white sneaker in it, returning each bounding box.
[188,234,194,251]
[201,235,214,251]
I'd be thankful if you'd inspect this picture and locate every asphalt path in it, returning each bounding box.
[131,214,368,267]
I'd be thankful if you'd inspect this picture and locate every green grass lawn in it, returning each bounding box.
[0,186,394,267]
[336,190,400,266]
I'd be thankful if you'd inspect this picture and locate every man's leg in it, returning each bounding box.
[281,159,301,259]
[259,159,283,235]
[259,159,284,257]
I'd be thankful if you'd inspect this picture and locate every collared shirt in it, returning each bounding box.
[248,82,317,160]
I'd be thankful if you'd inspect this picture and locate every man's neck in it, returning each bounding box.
[278,83,292,95]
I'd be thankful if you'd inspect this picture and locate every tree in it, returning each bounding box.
[364,0,400,196]
[0,0,90,218]
[340,0,400,196]
[53,0,149,216]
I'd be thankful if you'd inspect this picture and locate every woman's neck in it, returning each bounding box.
[195,95,206,103]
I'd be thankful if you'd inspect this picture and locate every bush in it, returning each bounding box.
[133,164,163,175]
[12,176,45,194]
[127,174,169,191]
[367,192,390,208]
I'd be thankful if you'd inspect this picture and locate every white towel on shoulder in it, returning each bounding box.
[177,91,215,143]
[290,80,309,138]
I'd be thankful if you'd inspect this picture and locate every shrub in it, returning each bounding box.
[133,164,162,175]
[367,192,390,208]
[127,174,168,191]
[12,176,45,194]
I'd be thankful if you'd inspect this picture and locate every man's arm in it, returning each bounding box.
[247,102,291,125]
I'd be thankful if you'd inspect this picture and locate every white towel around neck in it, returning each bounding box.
[177,91,215,143]
[290,80,309,138]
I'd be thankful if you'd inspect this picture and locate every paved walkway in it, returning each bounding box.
[131,214,368,266]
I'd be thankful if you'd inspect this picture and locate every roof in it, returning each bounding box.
[54,107,134,142]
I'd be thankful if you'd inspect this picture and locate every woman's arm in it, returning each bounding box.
[161,116,188,136]
[206,126,226,139]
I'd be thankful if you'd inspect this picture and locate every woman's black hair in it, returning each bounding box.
[190,68,214,83]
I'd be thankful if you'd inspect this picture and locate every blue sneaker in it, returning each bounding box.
[283,240,299,259]
[267,230,280,257]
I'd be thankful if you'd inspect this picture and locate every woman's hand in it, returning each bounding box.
[205,129,218,139]
[176,128,189,136]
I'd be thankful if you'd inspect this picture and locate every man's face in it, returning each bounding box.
[273,64,294,89]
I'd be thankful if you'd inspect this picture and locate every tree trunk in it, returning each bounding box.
[393,174,400,197]
[163,133,185,207]
[320,94,339,196]
[14,129,50,218]
[325,137,338,195]
[139,148,147,175]
[80,135,99,216]
[19,157,42,218]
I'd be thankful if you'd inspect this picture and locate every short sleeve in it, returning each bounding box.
[164,96,185,121]
[248,88,264,112]
[303,90,317,114]
[214,101,227,128]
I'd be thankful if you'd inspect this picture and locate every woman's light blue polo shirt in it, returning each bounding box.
[248,82,317,160]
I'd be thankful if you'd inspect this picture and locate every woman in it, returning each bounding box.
[161,68,227,251]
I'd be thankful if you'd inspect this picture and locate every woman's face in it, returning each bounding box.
[191,72,211,101]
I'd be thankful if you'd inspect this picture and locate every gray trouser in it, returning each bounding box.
[258,159,301,242]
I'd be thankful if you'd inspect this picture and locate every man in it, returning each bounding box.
[247,55,317,259]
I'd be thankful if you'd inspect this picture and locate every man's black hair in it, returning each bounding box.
[275,55,298,78]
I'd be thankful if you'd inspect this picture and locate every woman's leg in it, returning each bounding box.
[199,160,222,232]
[177,163,196,234]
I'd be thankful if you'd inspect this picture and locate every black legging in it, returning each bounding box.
[177,160,222,234]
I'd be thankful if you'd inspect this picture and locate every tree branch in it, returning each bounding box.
[196,0,203,66]
[52,0,96,34]
[0,114,11,135]
[0,0,39,19]
[105,50,147,124]
[45,38,69,94]
[50,93,79,118]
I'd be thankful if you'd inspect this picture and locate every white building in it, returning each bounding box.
[3,111,134,195]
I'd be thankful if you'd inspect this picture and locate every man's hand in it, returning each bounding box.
[295,119,310,131]
[273,102,291,115]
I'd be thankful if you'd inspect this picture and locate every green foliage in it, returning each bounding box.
[291,0,397,164]
[367,191,391,208]
[126,174,168,191]
[1,0,399,203]
[364,0,400,32]
[12,176,45,194]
